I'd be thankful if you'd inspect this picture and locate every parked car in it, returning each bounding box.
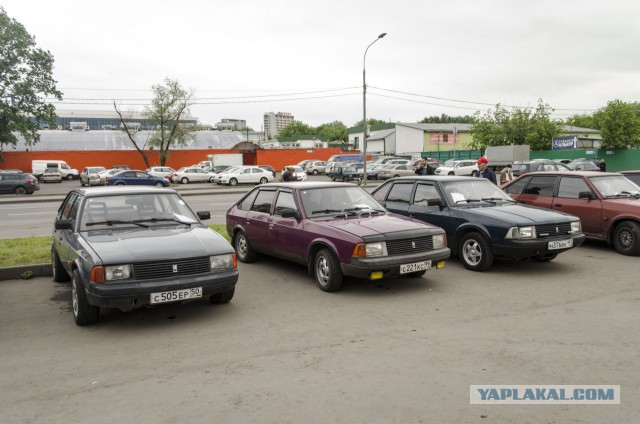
[0,171,40,195]
[217,166,275,186]
[305,161,327,175]
[378,164,416,180]
[111,165,132,171]
[258,165,276,178]
[105,170,170,187]
[146,166,175,179]
[42,167,63,183]
[364,163,387,180]
[80,166,107,186]
[511,160,570,177]
[372,176,585,271]
[95,169,121,186]
[327,163,362,182]
[503,171,640,255]
[285,165,308,182]
[566,161,600,171]
[620,170,640,186]
[52,186,239,325]
[226,182,450,291]
[171,167,216,184]
[296,159,319,169]
[434,159,479,176]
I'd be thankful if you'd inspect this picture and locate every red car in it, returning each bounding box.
[503,171,640,255]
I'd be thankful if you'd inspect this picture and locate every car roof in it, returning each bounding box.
[620,170,640,175]
[261,182,354,189]
[380,176,476,182]
[71,186,177,197]
[514,170,620,177]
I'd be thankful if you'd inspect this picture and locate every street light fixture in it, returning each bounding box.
[362,32,386,186]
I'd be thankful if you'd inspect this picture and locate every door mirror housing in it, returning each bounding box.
[578,191,595,200]
[197,211,211,220]
[55,219,73,230]
[281,208,300,219]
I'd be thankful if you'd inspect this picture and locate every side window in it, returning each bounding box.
[68,195,82,220]
[523,176,557,197]
[414,184,441,205]
[386,183,414,204]
[238,189,259,211]
[252,168,262,174]
[504,176,531,194]
[136,172,148,178]
[59,193,79,219]
[557,177,591,198]
[250,190,276,214]
[274,191,297,216]
[373,183,392,202]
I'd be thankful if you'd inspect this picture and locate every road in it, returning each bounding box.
[1,242,638,423]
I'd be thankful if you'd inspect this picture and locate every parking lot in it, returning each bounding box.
[1,239,638,423]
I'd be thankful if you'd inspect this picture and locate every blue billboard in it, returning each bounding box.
[552,136,578,150]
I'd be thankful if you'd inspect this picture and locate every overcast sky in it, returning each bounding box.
[4,0,640,130]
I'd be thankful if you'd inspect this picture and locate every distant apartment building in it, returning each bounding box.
[215,118,247,131]
[264,112,294,139]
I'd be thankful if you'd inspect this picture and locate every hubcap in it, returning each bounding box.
[462,239,482,265]
[618,228,634,250]
[72,278,79,317]
[316,256,330,286]
[237,236,247,258]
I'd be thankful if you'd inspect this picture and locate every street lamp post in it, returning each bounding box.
[362,32,386,186]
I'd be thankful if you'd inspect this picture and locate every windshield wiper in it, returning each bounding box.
[131,217,193,225]
[344,206,385,216]
[86,220,149,228]
[312,209,342,215]
[481,197,516,204]
[455,199,485,204]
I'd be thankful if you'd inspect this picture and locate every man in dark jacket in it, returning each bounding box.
[475,157,497,184]
[280,167,295,182]
[415,158,434,176]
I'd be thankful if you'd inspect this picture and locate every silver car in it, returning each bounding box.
[80,166,107,186]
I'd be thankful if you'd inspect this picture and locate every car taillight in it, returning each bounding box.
[106,177,111,183]
[26,178,34,183]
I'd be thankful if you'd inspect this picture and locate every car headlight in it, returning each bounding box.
[104,264,132,281]
[432,233,446,249]
[365,242,388,257]
[570,220,582,233]
[505,226,536,239]
[211,253,235,271]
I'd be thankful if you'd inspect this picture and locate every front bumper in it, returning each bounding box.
[341,247,451,279]
[492,234,586,259]
[85,269,239,311]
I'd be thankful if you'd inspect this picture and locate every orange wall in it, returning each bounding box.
[0,147,355,173]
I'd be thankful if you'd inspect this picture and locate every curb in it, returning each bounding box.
[0,264,53,281]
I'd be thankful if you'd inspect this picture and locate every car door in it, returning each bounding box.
[134,171,154,185]
[53,193,80,272]
[238,168,253,184]
[245,188,277,252]
[516,175,557,209]
[380,181,415,215]
[407,182,456,236]
[268,190,305,263]
[553,176,603,236]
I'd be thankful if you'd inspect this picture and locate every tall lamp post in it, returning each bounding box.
[362,32,386,186]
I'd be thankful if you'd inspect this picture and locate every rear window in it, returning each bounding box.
[386,183,414,204]
[250,190,276,214]
[523,176,557,197]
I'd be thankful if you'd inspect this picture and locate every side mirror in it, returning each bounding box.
[197,211,211,220]
[578,191,595,200]
[55,219,73,230]
[427,198,446,209]
[281,208,300,219]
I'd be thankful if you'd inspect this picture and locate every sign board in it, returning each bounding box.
[552,136,578,150]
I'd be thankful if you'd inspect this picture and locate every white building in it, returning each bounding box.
[264,112,294,139]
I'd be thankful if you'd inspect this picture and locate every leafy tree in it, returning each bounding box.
[565,113,598,129]
[114,103,151,168]
[353,118,386,128]
[470,99,562,150]
[278,120,314,138]
[597,100,640,149]
[316,121,347,142]
[0,7,62,158]
[420,114,474,123]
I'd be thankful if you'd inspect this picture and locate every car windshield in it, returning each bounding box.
[441,180,515,205]
[589,175,640,198]
[443,160,458,167]
[224,167,240,174]
[80,193,199,230]
[512,164,529,173]
[299,187,385,218]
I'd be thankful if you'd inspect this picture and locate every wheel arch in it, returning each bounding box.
[306,240,340,276]
[607,217,640,245]
[453,224,492,253]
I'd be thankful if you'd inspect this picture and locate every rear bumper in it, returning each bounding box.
[341,248,451,279]
[492,234,586,259]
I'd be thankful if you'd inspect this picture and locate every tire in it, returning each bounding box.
[154,181,164,187]
[209,177,215,183]
[314,248,343,292]
[229,178,238,186]
[393,174,400,178]
[181,177,189,184]
[612,221,640,256]
[15,186,27,195]
[471,171,478,177]
[313,170,318,175]
[448,172,455,176]
[52,247,70,282]
[458,232,494,271]
[235,231,257,262]
[405,270,427,278]
[71,269,99,326]
[209,286,235,304]
[115,182,126,186]
[66,174,74,181]
[259,177,268,184]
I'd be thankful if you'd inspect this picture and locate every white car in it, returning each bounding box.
[172,167,216,184]
[285,165,308,181]
[305,161,327,175]
[434,159,479,176]
[217,166,275,186]
[94,169,122,185]
[146,166,175,179]
[80,166,106,186]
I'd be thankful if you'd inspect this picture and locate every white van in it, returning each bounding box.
[32,160,79,181]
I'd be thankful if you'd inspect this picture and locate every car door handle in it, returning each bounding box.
[554,203,563,207]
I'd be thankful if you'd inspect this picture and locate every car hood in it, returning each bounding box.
[316,214,439,239]
[602,197,640,208]
[459,204,577,225]
[82,226,232,263]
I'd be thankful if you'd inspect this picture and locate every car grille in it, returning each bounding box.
[133,257,210,280]
[386,236,434,255]
[536,223,572,238]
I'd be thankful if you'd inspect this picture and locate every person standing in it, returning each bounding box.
[280,167,295,182]
[415,158,434,176]
[598,159,607,172]
[475,157,497,184]
[499,164,513,184]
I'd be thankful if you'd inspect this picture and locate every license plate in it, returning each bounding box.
[548,239,573,250]
[150,287,202,304]
[400,260,432,274]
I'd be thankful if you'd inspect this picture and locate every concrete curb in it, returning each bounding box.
[0,264,53,281]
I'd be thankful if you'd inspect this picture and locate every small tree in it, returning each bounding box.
[597,100,640,149]
[316,121,347,142]
[0,7,62,158]
[278,121,315,139]
[114,103,151,168]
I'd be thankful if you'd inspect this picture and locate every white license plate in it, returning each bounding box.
[150,287,202,304]
[400,260,432,274]
[548,239,573,250]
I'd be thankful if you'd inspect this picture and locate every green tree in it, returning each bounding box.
[0,7,62,157]
[316,121,347,142]
[470,99,562,150]
[278,120,314,138]
[565,113,598,129]
[420,114,474,123]
[597,100,640,149]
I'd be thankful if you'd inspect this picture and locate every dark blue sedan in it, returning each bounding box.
[106,170,170,187]
[372,176,586,271]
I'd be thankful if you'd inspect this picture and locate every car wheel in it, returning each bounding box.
[458,232,494,271]
[405,270,427,278]
[235,231,257,262]
[181,177,189,184]
[66,174,74,181]
[209,177,215,182]
[115,182,126,185]
[612,221,640,256]
[229,178,238,186]
[14,186,27,195]
[52,247,70,282]
[448,172,455,176]
[471,171,478,177]
[259,177,268,184]
[314,248,343,292]
[209,286,235,304]
[154,181,164,187]
[71,269,99,326]
[394,174,400,178]
[313,170,318,175]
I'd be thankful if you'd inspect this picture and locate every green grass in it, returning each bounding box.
[0,224,230,268]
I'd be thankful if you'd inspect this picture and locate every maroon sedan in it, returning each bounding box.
[503,171,640,255]
[226,182,451,292]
